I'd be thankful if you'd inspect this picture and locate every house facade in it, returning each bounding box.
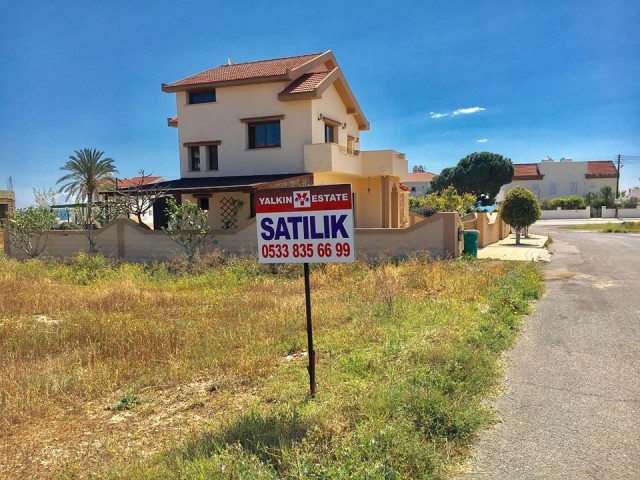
[158,51,409,230]
[402,171,436,197]
[0,190,15,221]
[499,157,618,201]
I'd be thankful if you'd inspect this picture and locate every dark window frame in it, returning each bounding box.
[207,145,219,171]
[198,197,210,210]
[188,90,217,105]
[189,146,201,171]
[324,123,336,143]
[248,121,281,149]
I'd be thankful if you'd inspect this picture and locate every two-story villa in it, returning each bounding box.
[499,157,618,201]
[156,50,409,230]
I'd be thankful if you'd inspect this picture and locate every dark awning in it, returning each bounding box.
[123,173,313,195]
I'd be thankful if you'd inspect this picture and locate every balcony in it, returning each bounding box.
[360,150,408,177]
[304,143,408,177]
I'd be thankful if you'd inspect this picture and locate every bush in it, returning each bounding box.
[546,196,586,210]
[5,206,57,258]
[409,186,475,216]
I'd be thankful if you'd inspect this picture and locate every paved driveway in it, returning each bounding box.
[461,226,640,479]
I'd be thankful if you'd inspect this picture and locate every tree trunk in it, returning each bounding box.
[515,228,521,245]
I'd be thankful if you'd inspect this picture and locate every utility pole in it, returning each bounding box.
[615,154,622,218]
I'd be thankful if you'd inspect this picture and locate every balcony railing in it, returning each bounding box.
[304,143,408,177]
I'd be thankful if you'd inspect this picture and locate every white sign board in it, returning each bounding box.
[255,184,355,263]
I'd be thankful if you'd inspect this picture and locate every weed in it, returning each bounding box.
[0,254,543,479]
[106,393,141,411]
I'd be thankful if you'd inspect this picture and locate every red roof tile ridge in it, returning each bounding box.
[219,52,325,68]
[280,71,332,94]
[163,52,328,90]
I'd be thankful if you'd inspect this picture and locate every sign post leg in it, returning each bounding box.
[304,262,316,398]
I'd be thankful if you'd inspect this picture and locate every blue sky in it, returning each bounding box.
[1,0,639,207]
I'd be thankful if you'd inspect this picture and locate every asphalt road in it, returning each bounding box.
[461,226,640,479]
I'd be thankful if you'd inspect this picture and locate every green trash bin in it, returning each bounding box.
[462,230,479,257]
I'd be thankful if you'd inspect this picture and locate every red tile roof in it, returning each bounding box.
[164,53,324,90]
[116,176,163,188]
[98,176,163,191]
[280,71,331,94]
[513,163,543,179]
[586,160,617,178]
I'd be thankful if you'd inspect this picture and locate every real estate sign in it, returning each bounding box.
[255,184,355,263]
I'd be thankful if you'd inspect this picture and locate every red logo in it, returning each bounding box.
[293,190,311,208]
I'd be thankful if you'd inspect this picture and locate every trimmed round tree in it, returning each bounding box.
[499,186,541,244]
[431,152,514,203]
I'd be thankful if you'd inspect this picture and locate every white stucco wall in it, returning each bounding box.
[602,206,640,218]
[310,84,361,146]
[540,207,591,219]
[175,82,367,179]
[182,192,252,229]
[501,161,617,201]
[176,83,312,177]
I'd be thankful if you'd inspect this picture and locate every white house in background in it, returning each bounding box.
[499,157,618,201]
[626,187,640,200]
[402,171,436,197]
[98,175,165,228]
[156,50,409,230]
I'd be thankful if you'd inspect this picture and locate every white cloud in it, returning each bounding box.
[429,112,449,119]
[476,138,488,143]
[452,107,485,116]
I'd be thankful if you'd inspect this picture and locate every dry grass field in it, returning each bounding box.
[0,250,543,479]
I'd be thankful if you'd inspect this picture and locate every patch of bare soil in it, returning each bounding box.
[0,377,260,479]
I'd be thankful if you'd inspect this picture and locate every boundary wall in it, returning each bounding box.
[602,206,640,219]
[4,213,464,261]
[540,207,590,220]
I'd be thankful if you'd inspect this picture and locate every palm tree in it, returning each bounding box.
[57,149,117,251]
[57,148,117,205]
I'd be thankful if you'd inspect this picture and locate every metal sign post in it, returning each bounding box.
[255,184,355,397]
[303,262,316,397]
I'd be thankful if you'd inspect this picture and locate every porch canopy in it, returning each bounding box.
[132,173,313,218]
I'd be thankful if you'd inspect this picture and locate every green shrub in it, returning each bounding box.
[547,196,585,210]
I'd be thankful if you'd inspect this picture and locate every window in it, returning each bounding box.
[189,146,201,171]
[549,182,557,194]
[531,183,539,191]
[347,136,355,154]
[207,145,219,171]
[248,121,281,149]
[590,181,596,189]
[324,123,336,143]
[188,90,216,104]
[570,182,578,194]
[198,198,210,210]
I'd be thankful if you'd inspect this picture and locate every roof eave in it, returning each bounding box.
[162,74,291,93]
[277,65,369,130]
[513,175,544,181]
[585,173,617,179]
[287,50,334,79]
